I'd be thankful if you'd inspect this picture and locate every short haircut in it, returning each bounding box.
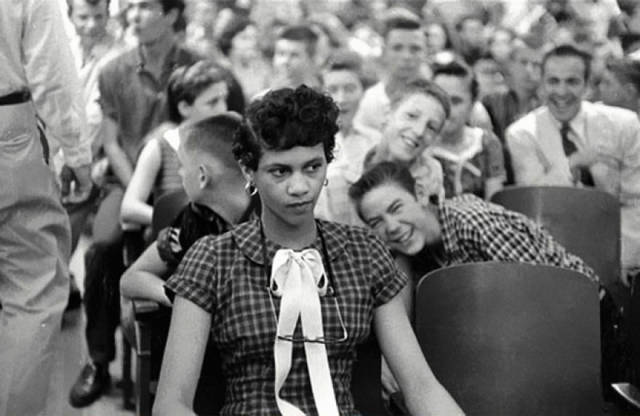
[180,112,243,171]
[158,0,185,14]
[542,44,592,81]
[432,59,479,101]
[68,0,110,15]
[383,15,422,40]
[276,25,319,58]
[322,49,365,83]
[233,85,339,171]
[349,161,416,218]
[389,78,451,120]
[605,58,640,92]
[167,60,229,123]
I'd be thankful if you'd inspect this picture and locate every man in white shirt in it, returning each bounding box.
[0,1,93,415]
[507,44,640,285]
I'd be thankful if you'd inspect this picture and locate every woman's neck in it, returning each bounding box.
[261,212,317,250]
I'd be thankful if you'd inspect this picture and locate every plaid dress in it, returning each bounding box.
[165,219,407,415]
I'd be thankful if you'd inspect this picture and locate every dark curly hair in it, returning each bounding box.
[233,85,339,170]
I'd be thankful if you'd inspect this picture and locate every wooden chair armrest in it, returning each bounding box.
[132,299,161,319]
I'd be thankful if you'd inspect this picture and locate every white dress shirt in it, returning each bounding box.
[0,0,91,168]
[507,101,640,270]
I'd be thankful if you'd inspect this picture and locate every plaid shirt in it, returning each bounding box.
[165,219,407,415]
[157,196,260,269]
[438,194,598,283]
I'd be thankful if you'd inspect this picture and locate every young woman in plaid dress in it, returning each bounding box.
[154,85,463,415]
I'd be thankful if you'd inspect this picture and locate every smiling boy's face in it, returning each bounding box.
[359,181,441,255]
[383,93,446,163]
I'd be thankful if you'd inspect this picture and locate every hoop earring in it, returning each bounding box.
[244,181,258,196]
[324,178,329,187]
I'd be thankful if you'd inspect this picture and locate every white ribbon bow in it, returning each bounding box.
[270,248,340,416]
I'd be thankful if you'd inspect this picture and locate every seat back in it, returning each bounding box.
[416,262,602,416]
[150,189,189,240]
[351,335,387,415]
[490,185,621,288]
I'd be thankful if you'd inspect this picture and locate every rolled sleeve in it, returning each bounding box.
[368,233,409,307]
[165,236,217,313]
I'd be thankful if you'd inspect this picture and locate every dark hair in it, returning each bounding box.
[424,20,453,50]
[389,78,451,120]
[322,49,367,85]
[383,15,422,40]
[158,0,185,14]
[432,59,479,101]
[233,85,339,170]
[167,60,229,123]
[181,112,243,171]
[605,58,640,92]
[217,16,254,56]
[349,161,416,217]
[276,25,319,58]
[542,44,592,81]
[68,0,111,15]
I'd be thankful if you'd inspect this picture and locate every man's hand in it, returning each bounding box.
[61,164,93,204]
[568,147,600,169]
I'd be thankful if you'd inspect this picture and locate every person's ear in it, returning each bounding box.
[240,164,255,185]
[177,101,191,120]
[381,107,391,131]
[198,164,209,190]
[164,7,179,29]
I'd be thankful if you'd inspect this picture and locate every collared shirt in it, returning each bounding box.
[430,126,505,198]
[157,196,260,269]
[165,219,407,415]
[433,194,598,283]
[98,44,201,164]
[0,0,91,167]
[506,101,640,268]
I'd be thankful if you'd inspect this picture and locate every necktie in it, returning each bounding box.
[270,249,340,416]
[560,122,577,156]
[560,122,594,186]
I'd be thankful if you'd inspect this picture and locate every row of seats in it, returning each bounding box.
[120,185,635,415]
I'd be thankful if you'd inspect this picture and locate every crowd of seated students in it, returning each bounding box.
[45,0,640,413]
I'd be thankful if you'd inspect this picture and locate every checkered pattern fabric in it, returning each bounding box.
[438,194,598,283]
[156,197,259,268]
[165,219,407,415]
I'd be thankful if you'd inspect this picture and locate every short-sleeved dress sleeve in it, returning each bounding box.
[164,235,217,312]
[365,232,409,307]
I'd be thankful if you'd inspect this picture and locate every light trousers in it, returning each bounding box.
[0,102,71,416]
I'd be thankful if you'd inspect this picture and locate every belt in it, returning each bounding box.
[0,90,31,106]
[0,89,49,163]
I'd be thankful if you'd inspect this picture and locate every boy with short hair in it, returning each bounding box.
[120,112,259,305]
[352,15,427,132]
[270,24,321,90]
[316,78,449,226]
